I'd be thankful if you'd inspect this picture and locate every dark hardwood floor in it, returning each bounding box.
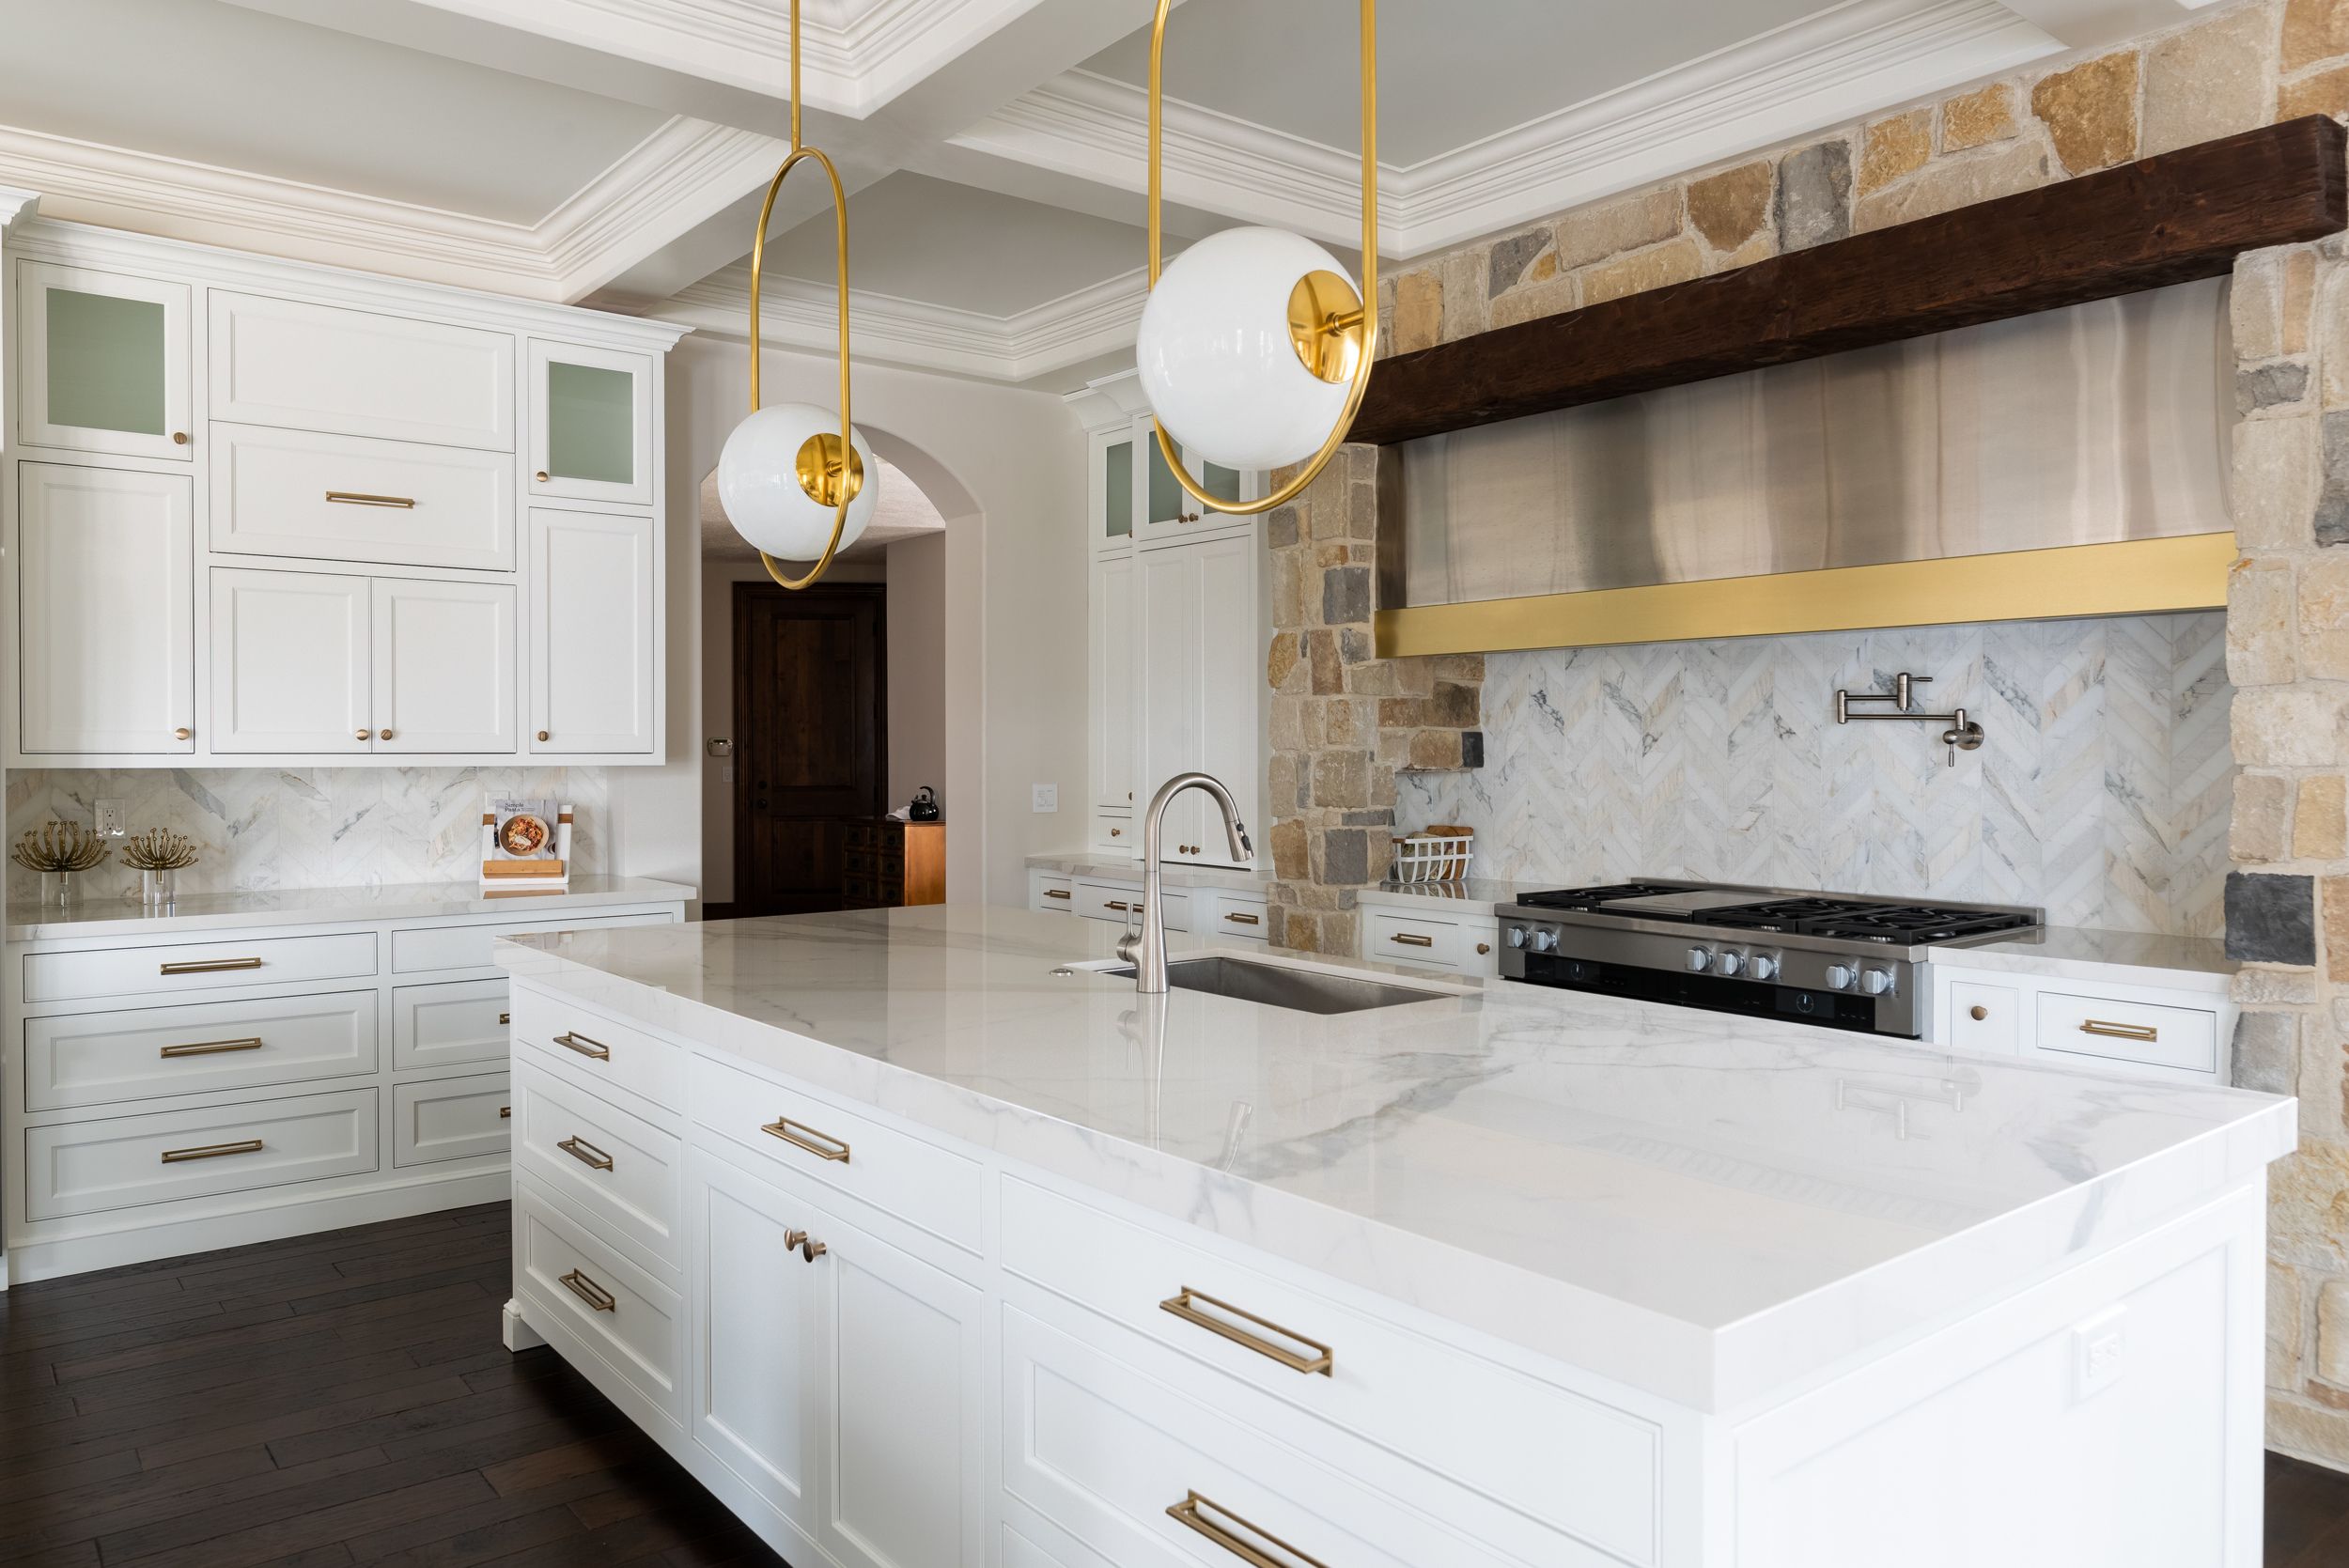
[9,1202,2349,1566]
[0,1203,786,1568]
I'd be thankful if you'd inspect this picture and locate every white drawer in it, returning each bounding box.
[392,1071,510,1167]
[1002,1178,1658,1565]
[1362,908,1474,970]
[24,988,379,1111]
[1074,879,1190,932]
[209,423,516,570]
[23,1087,379,1220]
[692,1052,983,1256]
[1003,1308,1530,1568]
[508,989,681,1112]
[515,1175,680,1416]
[24,931,380,1002]
[1946,978,2022,1056]
[392,977,510,1071]
[517,1051,680,1265]
[1092,811,1133,852]
[2035,991,2219,1076]
[210,290,515,450]
[390,912,668,974]
[1209,893,1268,943]
[1032,874,1074,913]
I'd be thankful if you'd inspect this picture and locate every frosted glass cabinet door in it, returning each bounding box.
[371,578,517,753]
[17,262,193,461]
[210,568,372,754]
[530,508,655,754]
[1090,427,1134,554]
[17,463,194,754]
[528,339,653,506]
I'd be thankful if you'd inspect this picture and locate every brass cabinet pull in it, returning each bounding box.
[1389,932,1435,948]
[783,1228,828,1262]
[160,956,262,975]
[498,1012,510,1025]
[160,1036,263,1059]
[379,728,394,740]
[537,730,551,742]
[1044,888,1072,900]
[1969,1005,1989,1021]
[161,1138,263,1164]
[1224,911,1261,925]
[1110,827,1123,837]
[553,1031,611,1061]
[324,490,416,508]
[559,1268,615,1312]
[761,1115,850,1163]
[557,1135,614,1171]
[1475,941,1491,955]
[172,430,189,445]
[1159,1286,1332,1375]
[174,726,194,740]
[2081,1018,2158,1042]
[1167,1492,1329,1568]
[499,1106,511,1119]
[355,728,370,740]
[535,470,551,482]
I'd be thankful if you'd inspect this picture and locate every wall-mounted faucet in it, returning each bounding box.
[1118,771,1252,992]
[1833,672,1985,767]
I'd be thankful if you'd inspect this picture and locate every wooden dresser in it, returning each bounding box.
[841,820,945,908]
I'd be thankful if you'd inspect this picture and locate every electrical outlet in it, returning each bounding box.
[1032,784,1059,813]
[2074,1307,2127,1398]
[93,799,127,838]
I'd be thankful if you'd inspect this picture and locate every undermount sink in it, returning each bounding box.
[1101,955,1456,1016]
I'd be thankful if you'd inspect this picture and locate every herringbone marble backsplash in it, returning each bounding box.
[1398,613,2229,937]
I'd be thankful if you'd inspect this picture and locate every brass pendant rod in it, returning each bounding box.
[1145,0,1378,518]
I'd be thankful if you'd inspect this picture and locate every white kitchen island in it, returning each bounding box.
[495,906,2293,1568]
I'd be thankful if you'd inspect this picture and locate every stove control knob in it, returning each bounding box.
[1506,925,1529,950]
[1859,967,1894,997]
[1531,928,1560,954]
[1712,950,1744,977]
[1824,963,1855,990]
[1749,953,1781,982]
[1686,946,1712,972]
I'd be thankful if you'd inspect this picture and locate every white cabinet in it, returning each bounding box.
[690,1149,817,1529]
[531,507,656,754]
[1926,961,2233,1083]
[372,577,517,753]
[210,568,372,753]
[209,290,515,451]
[208,423,517,571]
[1137,532,1259,868]
[529,339,655,507]
[1361,903,1502,974]
[1131,414,1254,548]
[1090,551,1136,812]
[17,461,194,753]
[16,261,192,460]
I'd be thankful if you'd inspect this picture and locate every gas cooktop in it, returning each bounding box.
[1513,882,2038,944]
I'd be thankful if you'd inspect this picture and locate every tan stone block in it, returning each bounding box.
[1940,83,2017,151]
[2234,416,2320,551]
[1686,160,1774,251]
[2320,1280,2349,1386]
[2237,965,2323,1005]
[1579,238,1703,305]
[1487,275,1578,329]
[2289,252,2319,356]
[1439,247,1489,343]
[1308,630,1342,694]
[2326,877,2349,980]
[2236,253,2285,363]
[2143,5,2272,156]
[1858,107,1932,194]
[2287,0,2349,71]
[1378,697,1430,729]
[2321,280,2349,409]
[1408,730,1464,769]
[1268,818,1310,881]
[2231,558,2298,686]
[1269,551,1309,629]
[1551,187,1682,272]
[1852,140,2050,233]
[2270,1392,2349,1458]
[1270,695,1306,753]
[2303,1024,2348,1141]
[1267,631,1301,692]
[1389,269,1442,355]
[1711,233,1778,272]
[2030,51,2141,175]
[1428,653,1486,682]
[1267,752,1301,815]
[1312,751,1369,809]
[2280,62,2349,119]
[2300,776,2349,860]
[2304,555,2349,677]
[2279,1262,2312,1388]
[2235,687,2347,767]
[2235,771,2295,862]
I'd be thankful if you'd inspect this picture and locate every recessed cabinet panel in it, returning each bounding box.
[392,1072,511,1167]
[531,508,655,754]
[210,568,372,753]
[18,463,194,754]
[529,340,654,506]
[1134,535,1258,868]
[1091,553,1136,810]
[690,1150,817,1527]
[371,577,517,753]
[210,291,515,450]
[17,262,192,459]
[209,423,518,570]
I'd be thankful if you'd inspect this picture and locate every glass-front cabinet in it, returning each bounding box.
[1132,414,1255,545]
[528,338,654,506]
[16,262,192,461]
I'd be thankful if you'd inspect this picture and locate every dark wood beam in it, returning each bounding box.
[1351,115,2348,447]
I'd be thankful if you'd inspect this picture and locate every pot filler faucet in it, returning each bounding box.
[1119,771,1253,993]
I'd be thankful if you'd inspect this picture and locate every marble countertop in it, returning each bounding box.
[498,905,2292,1410]
[7,874,696,942]
[1024,853,1270,892]
[1358,877,1539,914]
[1940,926,2236,992]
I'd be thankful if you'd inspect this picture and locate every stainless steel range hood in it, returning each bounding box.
[1373,276,2237,657]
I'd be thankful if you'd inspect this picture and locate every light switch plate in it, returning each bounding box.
[93,800,127,838]
[2074,1306,2127,1398]
[1032,784,1059,813]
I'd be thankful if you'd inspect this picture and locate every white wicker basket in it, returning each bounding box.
[1392,830,1473,883]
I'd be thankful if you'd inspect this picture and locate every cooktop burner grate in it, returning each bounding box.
[1513,885,2038,944]
[1515,882,1693,911]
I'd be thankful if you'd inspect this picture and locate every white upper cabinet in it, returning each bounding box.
[18,463,194,753]
[529,339,655,507]
[1136,531,1260,867]
[531,507,655,754]
[372,578,517,754]
[210,568,372,754]
[1090,426,1135,556]
[209,424,517,571]
[16,262,192,461]
[1132,413,1253,547]
[209,291,515,450]
[1090,551,1137,812]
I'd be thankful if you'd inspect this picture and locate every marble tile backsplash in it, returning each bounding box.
[1396,613,2230,937]
[5,767,611,904]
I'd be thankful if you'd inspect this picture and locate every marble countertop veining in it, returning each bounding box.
[497,905,2292,1410]
[1023,853,1270,891]
[6,875,697,943]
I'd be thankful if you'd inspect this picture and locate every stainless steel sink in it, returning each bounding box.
[1101,955,1456,1015]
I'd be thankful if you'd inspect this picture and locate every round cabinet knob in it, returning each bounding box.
[1531,929,1559,954]
[1749,954,1780,982]
[1475,942,1491,955]
[535,470,550,482]
[379,728,394,740]
[1110,828,1122,838]
[1686,946,1713,972]
[354,728,368,740]
[1825,964,1855,990]
[1713,950,1744,978]
[537,730,551,742]
[1859,968,1894,997]
[1506,925,1528,949]
[1969,1004,1989,1021]
[172,431,189,445]
[173,726,193,740]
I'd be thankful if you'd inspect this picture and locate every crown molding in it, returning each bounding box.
[0,187,39,234]
[0,116,784,303]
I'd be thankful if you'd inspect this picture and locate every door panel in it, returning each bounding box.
[530,507,655,754]
[210,568,371,753]
[18,262,193,460]
[372,577,516,753]
[690,1150,815,1528]
[734,584,885,917]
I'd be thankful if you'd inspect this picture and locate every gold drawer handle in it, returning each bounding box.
[1167,1492,1329,1568]
[1044,888,1072,900]
[1224,911,1261,926]
[559,1268,616,1312]
[553,1031,611,1061]
[324,490,416,508]
[1389,932,1435,948]
[161,1138,263,1164]
[558,1135,614,1171]
[160,1036,263,1059]
[761,1115,851,1163]
[160,956,262,975]
[2081,1019,2159,1043]
[499,1106,511,1119]
[1160,1286,1332,1375]
[498,1012,510,1025]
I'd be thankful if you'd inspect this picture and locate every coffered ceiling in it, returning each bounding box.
[0,0,2224,389]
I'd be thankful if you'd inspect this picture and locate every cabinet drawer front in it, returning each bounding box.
[1074,880,1190,932]
[23,1087,379,1220]
[507,990,680,1112]
[1003,1178,1657,1564]
[1032,875,1074,913]
[392,977,509,1070]
[209,424,516,570]
[1362,908,1473,970]
[391,912,668,974]
[1091,811,1133,852]
[515,1175,680,1412]
[692,1053,983,1255]
[1946,979,2021,1056]
[25,931,379,1003]
[392,1072,510,1167]
[210,291,515,450]
[1210,893,1268,943]
[24,988,379,1110]
[2034,991,2218,1075]
[517,1052,680,1263]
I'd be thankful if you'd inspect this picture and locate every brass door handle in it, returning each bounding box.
[160,1036,263,1058]
[160,956,262,975]
[1390,932,1435,948]
[324,491,416,508]
[1224,911,1260,925]
[559,1268,615,1312]
[761,1116,850,1163]
[537,730,551,742]
[2081,1019,2158,1042]
[1044,889,1072,900]
[174,726,194,740]
[557,1135,614,1171]
[783,1228,828,1261]
[1475,941,1491,955]
[499,1106,511,1119]
[1110,827,1123,837]
[1167,1492,1329,1568]
[161,1138,263,1164]
[355,728,370,740]
[535,470,551,482]
[172,430,189,445]
[553,1031,611,1061]
[1159,1287,1332,1375]
[1969,1005,1989,1021]
[379,728,393,740]
[498,1012,510,1025]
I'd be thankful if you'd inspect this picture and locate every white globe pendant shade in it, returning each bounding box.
[1136,226,1360,473]
[717,401,879,560]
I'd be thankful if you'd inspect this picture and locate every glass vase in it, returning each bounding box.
[141,868,175,909]
[43,869,74,907]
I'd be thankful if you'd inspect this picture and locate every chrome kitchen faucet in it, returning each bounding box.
[1119,771,1252,993]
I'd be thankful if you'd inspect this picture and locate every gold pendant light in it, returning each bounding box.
[1137,0,1378,517]
[714,0,874,590]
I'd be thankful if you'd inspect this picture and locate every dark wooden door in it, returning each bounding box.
[733,582,886,917]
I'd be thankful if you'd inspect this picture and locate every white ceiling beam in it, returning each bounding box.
[1998,0,2218,49]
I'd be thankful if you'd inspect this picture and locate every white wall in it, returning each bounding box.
[886,532,948,808]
